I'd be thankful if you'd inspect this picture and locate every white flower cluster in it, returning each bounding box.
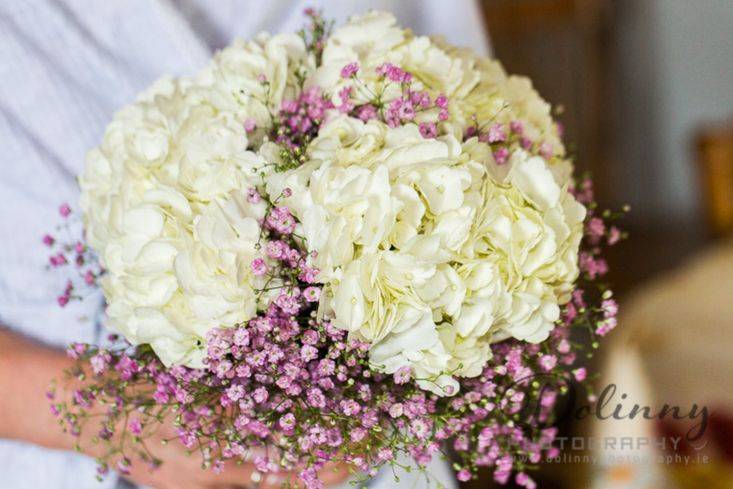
[269,12,585,394]
[269,119,584,394]
[80,12,585,394]
[80,33,309,366]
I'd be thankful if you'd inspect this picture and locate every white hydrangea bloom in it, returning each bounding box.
[267,111,584,394]
[80,36,306,365]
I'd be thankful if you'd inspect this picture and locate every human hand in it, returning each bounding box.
[115,417,350,489]
[0,329,350,489]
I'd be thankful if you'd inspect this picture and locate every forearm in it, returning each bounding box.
[0,327,76,451]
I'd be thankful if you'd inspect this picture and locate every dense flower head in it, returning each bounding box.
[60,8,625,488]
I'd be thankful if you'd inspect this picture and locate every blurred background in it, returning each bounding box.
[472,0,733,488]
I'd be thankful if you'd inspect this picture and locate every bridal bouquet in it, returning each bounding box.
[47,10,623,488]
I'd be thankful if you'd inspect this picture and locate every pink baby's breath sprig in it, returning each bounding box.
[272,87,334,170]
[299,8,333,64]
[43,205,103,306]
[335,62,452,136]
[340,62,359,79]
